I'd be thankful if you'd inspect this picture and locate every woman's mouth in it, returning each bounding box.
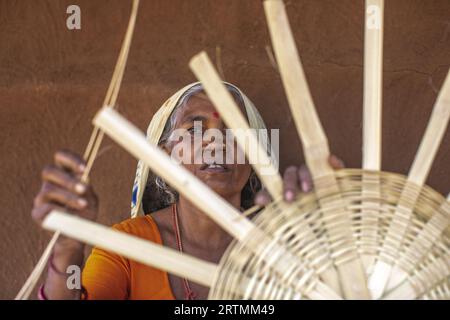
[200,162,230,173]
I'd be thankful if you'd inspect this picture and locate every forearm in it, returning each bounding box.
[43,238,85,300]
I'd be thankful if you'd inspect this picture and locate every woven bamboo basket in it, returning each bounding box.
[209,170,450,299]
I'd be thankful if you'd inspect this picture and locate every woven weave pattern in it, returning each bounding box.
[210,170,450,299]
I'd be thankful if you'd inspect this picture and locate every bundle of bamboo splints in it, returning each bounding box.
[16,0,450,300]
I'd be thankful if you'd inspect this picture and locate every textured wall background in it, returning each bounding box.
[0,0,449,299]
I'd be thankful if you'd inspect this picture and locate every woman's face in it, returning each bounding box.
[163,92,252,199]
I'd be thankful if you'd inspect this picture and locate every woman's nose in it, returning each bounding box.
[202,128,227,158]
[203,139,226,154]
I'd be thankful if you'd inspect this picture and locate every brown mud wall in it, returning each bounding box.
[0,0,449,299]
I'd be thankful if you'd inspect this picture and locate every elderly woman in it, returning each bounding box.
[31,82,344,300]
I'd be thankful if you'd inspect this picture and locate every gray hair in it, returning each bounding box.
[142,84,261,213]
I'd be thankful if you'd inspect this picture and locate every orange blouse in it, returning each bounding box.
[82,215,176,300]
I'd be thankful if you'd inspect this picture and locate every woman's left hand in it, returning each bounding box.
[254,155,345,206]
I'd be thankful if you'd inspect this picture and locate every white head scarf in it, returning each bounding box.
[131,82,268,217]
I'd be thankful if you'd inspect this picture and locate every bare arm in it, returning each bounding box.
[32,150,99,299]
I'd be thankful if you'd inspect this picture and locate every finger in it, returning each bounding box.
[254,189,272,206]
[31,203,60,224]
[298,165,313,193]
[283,166,299,202]
[329,155,345,169]
[41,165,87,195]
[82,184,99,209]
[40,183,88,210]
[54,150,86,174]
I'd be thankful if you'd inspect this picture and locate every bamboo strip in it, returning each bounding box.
[189,51,342,295]
[93,108,341,299]
[263,0,330,177]
[14,0,140,300]
[43,210,217,287]
[14,232,60,300]
[369,69,450,299]
[189,52,283,198]
[82,0,139,180]
[263,0,369,299]
[408,70,450,185]
[363,0,384,171]
[361,0,384,273]
[43,211,336,300]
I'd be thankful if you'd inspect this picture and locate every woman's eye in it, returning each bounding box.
[188,126,203,134]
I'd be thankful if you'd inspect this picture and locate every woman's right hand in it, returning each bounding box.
[32,150,99,251]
